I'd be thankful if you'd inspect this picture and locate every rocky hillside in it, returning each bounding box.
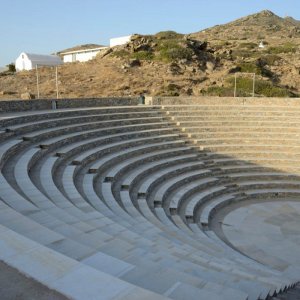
[1,10,300,100]
[192,10,300,42]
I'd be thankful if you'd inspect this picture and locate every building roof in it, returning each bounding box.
[22,53,62,63]
[57,44,107,55]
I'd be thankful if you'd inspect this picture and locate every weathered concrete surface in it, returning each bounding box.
[0,260,69,300]
[0,97,139,113]
[153,96,300,106]
[2,96,300,113]
[222,201,300,275]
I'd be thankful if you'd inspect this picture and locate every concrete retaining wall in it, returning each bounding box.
[2,96,300,113]
[151,96,300,106]
[0,97,139,113]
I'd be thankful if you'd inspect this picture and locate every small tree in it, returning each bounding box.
[7,63,16,73]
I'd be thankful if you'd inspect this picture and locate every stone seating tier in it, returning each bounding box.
[0,104,300,300]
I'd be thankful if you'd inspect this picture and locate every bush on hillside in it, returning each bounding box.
[7,63,16,73]
[154,31,183,40]
[226,77,295,97]
[231,49,257,59]
[112,49,130,58]
[156,39,194,62]
[131,51,154,60]
[229,62,273,79]
[158,47,194,62]
[156,83,181,96]
[238,42,257,49]
[201,86,233,97]
[266,43,297,54]
[259,54,282,66]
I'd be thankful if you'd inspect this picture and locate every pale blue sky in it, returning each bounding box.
[1,0,299,66]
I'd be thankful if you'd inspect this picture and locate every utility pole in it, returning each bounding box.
[36,65,40,99]
[252,73,256,97]
[234,73,237,97]
[55,66,59,99]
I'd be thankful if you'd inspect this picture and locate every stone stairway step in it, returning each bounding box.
[0,224,168,300]
[1,104,300,299]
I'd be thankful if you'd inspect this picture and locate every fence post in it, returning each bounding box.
[51,100,57,110]
[252,73,256,97]
[234,73,237,98]
[55,67,59,99]
[36,65,40,99]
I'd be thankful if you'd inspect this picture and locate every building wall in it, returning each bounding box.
[62,50,101,63]
[15,55,32,71]
[16,53,62,71]
[110,36,132,47]
[63,54,73,63]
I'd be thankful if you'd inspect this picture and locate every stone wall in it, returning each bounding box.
[0,97,139,113]
[151,96,300,106]
[2,96,300,113]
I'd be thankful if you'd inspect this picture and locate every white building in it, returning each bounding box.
[110,35,132,47]
[15,52,62,71]
[259,41,265,49]
[59,46,108,63]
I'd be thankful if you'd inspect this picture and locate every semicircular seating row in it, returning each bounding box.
[0,104,300,300]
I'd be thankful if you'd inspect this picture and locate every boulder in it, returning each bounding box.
[133,44,151,52]
[129,59,141,67]
[186,39,208,51]
[167,63,182,75]
[206,61,215,72]
[97,48,113,59]
[21,92,35,100]
[121,59,141,69]
[0,91,15,95]
[130,34,142,41]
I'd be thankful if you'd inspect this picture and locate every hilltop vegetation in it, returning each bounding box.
[0,10,300,99]
[112,31,212,63]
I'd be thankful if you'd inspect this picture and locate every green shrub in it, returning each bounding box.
[226,77,294,97]
[156,39,193,62]
[157,83,181,96]
[112,49,130,58]
[213,41,231,50]
[157,39,182,51]
[226,77,256,97]
[231,62,273,78]
[266,43,297,54]
[154,31,183,40]
[231,49,257,59]
[238,42,257,49]
[131,51,154,60]
[237,62,260,74]
[202,86,233,97]
[259,54,281,66]
[7,63,16,72]
[158,47,194,62]
[255,81,293,97]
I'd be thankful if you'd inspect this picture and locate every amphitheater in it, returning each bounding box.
[1,96,300,300]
